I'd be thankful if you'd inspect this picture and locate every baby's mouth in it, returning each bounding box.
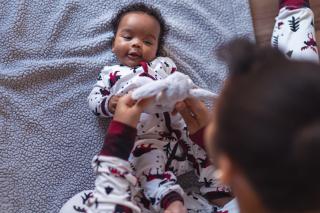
[128,52,142,60]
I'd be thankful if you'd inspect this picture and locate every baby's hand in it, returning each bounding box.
[164,201,187,213]
[108,95,120,114]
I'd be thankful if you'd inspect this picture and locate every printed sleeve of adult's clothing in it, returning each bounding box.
[85,155,141,213]
[87,66,114,118]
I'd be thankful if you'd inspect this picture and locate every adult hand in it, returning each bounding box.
[113,94,153,128]
[108,95,120,114]
[175,97,210,135]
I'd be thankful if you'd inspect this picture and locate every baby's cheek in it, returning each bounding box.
[145,54,156,62]
[146,48,158,61]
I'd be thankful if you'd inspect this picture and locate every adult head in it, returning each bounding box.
[205,39,320,213]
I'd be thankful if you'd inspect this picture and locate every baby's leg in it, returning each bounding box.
[272,0,319,62]
[186,140,232,204]
[129,139,184,212]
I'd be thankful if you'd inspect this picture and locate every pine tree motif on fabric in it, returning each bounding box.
[105,186,114,195]
[73,192,93,213]
[200,177,213,188]
[287,50,293,58]
[149,197,156,205]
[288,16,300,32]
[272,35,279,49]
[97,73,102,80]
[163,142,172,156]
[73,206,86,212]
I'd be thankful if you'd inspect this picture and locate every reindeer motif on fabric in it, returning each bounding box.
[301,33,318,53]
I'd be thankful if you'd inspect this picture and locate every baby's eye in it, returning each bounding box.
[122,36,132,40]
[144,40,153,45]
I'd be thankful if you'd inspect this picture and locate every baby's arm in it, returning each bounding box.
[87,67,119,117]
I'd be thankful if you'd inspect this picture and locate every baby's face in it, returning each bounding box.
[112,12,160,67]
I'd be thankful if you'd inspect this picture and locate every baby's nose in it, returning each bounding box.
[132,38,142,48]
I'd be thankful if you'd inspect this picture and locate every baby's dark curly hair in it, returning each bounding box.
[110,2,168,56]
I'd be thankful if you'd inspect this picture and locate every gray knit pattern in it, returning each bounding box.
[0,0,254,212]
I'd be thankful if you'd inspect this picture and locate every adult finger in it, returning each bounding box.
[185,98,210,123]
[134,96,155,111]
[177,104,196,126]
[184,97,207,115]
[171,101,185,116]
[118,94,136,107]
[174,101,186,111]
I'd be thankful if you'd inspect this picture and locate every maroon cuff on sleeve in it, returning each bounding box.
[205,191,232,201]
[99,120,137,160]
[279,0,310,10]
[101,98,109,116]
[161,191,184,210]
[189,128,205,149]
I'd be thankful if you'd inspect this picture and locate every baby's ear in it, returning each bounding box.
[111,37,115,52]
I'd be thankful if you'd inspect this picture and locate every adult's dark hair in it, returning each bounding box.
[214,38,320,212]
[110,2,168,56]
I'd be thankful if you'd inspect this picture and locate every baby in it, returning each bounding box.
[88,2,232,212]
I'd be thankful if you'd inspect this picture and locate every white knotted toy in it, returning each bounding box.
[115,71,217,114]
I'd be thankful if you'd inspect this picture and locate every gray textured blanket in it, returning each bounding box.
[0,0,254,212]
